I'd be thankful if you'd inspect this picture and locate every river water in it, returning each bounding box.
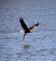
[0,0,56,61]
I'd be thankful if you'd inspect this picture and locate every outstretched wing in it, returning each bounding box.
[29,22,39,30]
[19,17,30,32]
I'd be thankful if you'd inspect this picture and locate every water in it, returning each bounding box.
[0,0,56,61]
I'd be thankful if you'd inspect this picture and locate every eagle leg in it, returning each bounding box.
[23,33,27,39]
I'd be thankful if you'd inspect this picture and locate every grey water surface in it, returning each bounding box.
[0,0,56,61]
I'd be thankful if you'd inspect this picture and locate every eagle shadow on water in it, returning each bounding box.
[19,17,39,40]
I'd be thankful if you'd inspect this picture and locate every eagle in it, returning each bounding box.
[19,17,39,39]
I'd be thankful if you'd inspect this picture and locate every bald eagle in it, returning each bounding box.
[19,17,39,39]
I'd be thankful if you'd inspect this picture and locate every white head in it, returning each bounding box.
[20,30,24,33]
